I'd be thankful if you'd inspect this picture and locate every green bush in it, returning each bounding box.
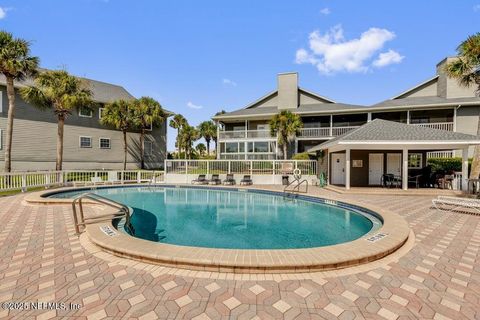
[427,157,472,173]
[292,152,312,160]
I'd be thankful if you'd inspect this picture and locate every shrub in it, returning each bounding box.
[292,152,312,160]
[427,157,472,173]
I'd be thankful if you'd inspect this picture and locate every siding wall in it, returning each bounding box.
[0,86,167,171]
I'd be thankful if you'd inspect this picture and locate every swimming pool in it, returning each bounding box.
[49,186,382,249]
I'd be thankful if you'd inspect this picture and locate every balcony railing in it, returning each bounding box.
[410,122,454,131]
[297,126,360,138]
[219,122,455,140]
[219,130,271,140]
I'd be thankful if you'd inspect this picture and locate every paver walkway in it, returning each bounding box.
[0,188,479,319]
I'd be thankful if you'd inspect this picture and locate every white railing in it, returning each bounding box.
[218,130,246,139]
[219,130,272,140]
[246,130,271,139]
[0,170,164,192]
[298,127,331,138]
[426,151,454,158]
[165,160,317,176]
[411,122,454,131]
[332,126,360,136]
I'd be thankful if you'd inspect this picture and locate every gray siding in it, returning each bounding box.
[0,86,167,171]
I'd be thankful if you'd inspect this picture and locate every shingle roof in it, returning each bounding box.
[309,119,480,152]
[213,103,367,119]
[0,71,135,103]
[372,96,480,108]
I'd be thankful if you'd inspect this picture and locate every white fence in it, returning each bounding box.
[426,151,454,158]
[0,170,164,192]
[164,160,317,185]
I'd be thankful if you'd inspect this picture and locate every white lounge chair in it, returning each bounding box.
[432,196,480,214]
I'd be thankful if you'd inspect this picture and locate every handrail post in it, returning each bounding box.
[137,171,141,183]
[21,173,27,192]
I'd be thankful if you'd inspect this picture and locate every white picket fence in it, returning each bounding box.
[164,160,318,185]
[0,170,164,192]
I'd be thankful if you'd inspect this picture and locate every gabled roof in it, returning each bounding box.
[0,71,135,103]
[299,87,336,103]
[309,119,480,152]
[390,75,439,99]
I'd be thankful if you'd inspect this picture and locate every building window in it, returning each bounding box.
[99,107,105,119]
[408,153,422,169]
[79,136,92,148]
[247,142,254,153]
[79,107,93,118]
[99,138,111,149]
[254,141,269,153]
[225,142,239,153]
[239,142,245,153]
[144,141,153,156]
[146,121,153,131]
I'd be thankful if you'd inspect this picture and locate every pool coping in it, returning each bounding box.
[25,184,411,274]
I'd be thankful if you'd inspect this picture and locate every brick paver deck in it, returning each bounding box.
[0,188,479,319]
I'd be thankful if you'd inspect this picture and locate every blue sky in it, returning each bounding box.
[0,1,479,151]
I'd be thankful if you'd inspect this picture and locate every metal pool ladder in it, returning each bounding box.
[71,193,133,235]
[284,178,308,198]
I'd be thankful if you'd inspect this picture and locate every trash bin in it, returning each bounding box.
[282,175,289,185]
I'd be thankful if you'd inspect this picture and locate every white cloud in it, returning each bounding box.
[295,25,402,74]
[474,4,480,11]
[222,78,237,86]
[187,101,203,110]
[0,7,7,19]
[320,7,331,15]
[373,49,404,67]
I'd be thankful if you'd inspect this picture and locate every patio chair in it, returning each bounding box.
[208,174,221,185]
[240,175,253,185]
[432,196,480,215]
[192,174,208,185]
[381,174,395,188]
[408,174,421,188]
[223,173,236,185]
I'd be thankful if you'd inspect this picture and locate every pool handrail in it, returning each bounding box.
[72,192,132,234]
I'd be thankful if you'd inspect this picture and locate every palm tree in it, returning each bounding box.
[445,33,480,179]
[100,100,135,170]
[20,70,92,170]
[195,143,206,157]
[198,120,216,155]
[269,110,303,160]
[169,114,187,154]
[0,31,39,172]
[132,96,165,169]
[178,124,199,159]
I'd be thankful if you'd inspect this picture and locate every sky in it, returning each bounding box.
[0,1,479,151]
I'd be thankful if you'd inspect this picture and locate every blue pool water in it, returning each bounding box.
[49,186,381,249]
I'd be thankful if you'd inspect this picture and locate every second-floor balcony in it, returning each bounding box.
[219,129,272,140]
[219,121,455,140]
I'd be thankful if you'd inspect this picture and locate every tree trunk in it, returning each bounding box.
[206,138,210,156]
[140,129,145,169]
[469,110,480,179]
[283,143,288,160]
[56,115,65,171]
[123,130,127,170]
[4,76,16,172]
[177,128,181,155]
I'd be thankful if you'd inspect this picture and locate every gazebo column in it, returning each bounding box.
[402,148,408,190]
[345,148,351,190]
[462,147,469,191]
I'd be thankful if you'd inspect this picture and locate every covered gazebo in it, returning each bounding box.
[309,119,480,190]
